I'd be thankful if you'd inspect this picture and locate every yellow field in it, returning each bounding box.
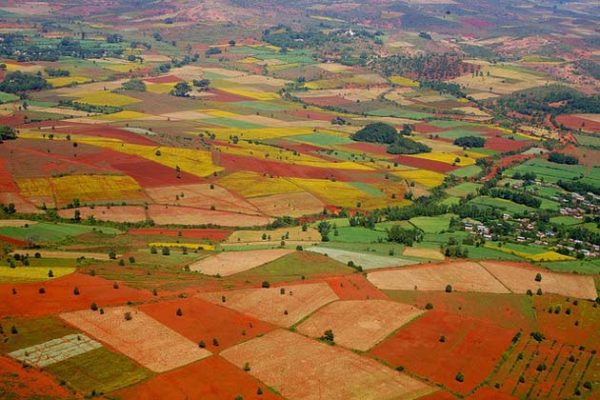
[146,82,178,94]
[408,152,477,166]
[289,178,389,209]
[214,84,280,101]
[208,127,325,141]
[218,171,302,198]
[202,109,239,118]
[94,110,152,120]
[148,243,215,251]
[47,76,90,88]
[17,175,143,205]
[389,75,419,87]
[75,91,140,107]
[0,266,75,283]
[484,244,575,262]
[78,139,222,178]
[226,226,321,244]
[392,169,446,188]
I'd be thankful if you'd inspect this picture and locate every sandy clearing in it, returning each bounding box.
[480,261,597,300]
[367,261,510,293]
[225,226,321,244]
[188,248,294,276]
[306,246,417,269]
[247,191,325,217]
[198,282,339,327]
[402,247,445,261]
[60,306,211,372]
[9,334,101,368]
[58,206,147,223]
[221,329,434,400]
[297,300,424,351]
[147,205,273,227]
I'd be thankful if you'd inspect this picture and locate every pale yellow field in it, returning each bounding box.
[389,75,419,87]
[218,171,302,198]
[47,76,90,88]
[226,226,322,244]
[146,82,178,94]
[408,151,477,166]
[289,178,390,209]
[0,266,75,283]
[393,169,446,188]
[75,91,140,107]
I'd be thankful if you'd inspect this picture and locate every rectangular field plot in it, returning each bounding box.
[306,246,417,269]
[188,249,294,276]
[221,329,434,400]
[199,283,338,327]
[60,306,211,372]
[9,334,101,367]
[297,300,424,351]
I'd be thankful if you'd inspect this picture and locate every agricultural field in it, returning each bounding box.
[0,0,598,398]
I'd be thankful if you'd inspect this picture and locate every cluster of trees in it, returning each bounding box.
[192,79,210,91]
[0,125,16,141]
[419,80,465,98]
[0,71,50,93]
[512,171,537,182]
[548,152,578,165]
[171,82,191,97]
[45,68,70,77]
[387,225,422,246]
[488,188,542,208]
[120,79,146,92]
[557,179,600,196]
[262,25,371,51]
[58,100,122,114]
[351,123,431,155]
[454,136,486,148]
[374,53,466,81]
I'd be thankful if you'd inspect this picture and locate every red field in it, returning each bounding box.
[557,114,600,133]
[287,109,335,121]
[0,234,27,247]
[115,355,282,400]
[34,122,157,145]
[0,356,70,398]
[394,155,458,173]
[324,274,388,300]
[342,142,392,157]
[370,311,517,394]
[140,297,275,351]
[484,136,530,152]
[0,273,152,317]
[111,158,204,187]
[128,227,231,241]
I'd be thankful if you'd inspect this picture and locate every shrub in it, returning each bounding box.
[455,372,465,382]
[445,284,453,293]
[176,308,183,316]
[320,329,335,344]
[90,303,98,311]
[73,287,80,295]
[425,303,433,310]
[162,247,170,256]
[198,340,206,348]
[535,273,542,282]
[261,281,270,288]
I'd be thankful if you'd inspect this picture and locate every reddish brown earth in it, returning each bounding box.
[557,114,600,133]
[484,136,531,152]
[115,355,282,400]
[0,273,152,317]
[0,234,27,247]
[111,159,204,187]
[324,274,388,300]
[370,311,517,394]
[140,297,276,352]
[0,356,70,398]
[287,109,335,121]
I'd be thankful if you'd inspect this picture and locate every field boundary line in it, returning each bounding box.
[477,261,514,293]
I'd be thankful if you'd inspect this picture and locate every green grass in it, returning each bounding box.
[450,165,482,178]
[446,182,482,197]
[468,196,533,215]
[437,129,485,140]
[233,251,353,283]
[235,101,288,111]
[574,133,600,148]
[0,92,19,103]
[46,347,152,395]
[0,316,78,353]
[550,216,583,227]
[537,197,561,211]
[290,133,352,146]
[428,120,474,128]
[460,245,524,260]
[409,213,455,233]
[506,158,597,184]
[541,259,600,275]
[349,182,384,197]
[0,223,122,242]
[331,226,388,243]
[496,241,549,255]
[204,117,264,129]
[312,240,407,259]
[421,231,469,244]
[440,196,461,206]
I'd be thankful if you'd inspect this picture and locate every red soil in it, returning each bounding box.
[370,311,516,395]
[415,124,455,134]
[217,153,350,180]
[419,391,457,400]
[0,356,70,398]
[0,273,152,317]
[324,274,388,301]
[0,114,25,127]
[140,297,275,352]
[394,155,458,173]
[0,234,27,247]
[556,114,600,133]
[111,159,204,187]
[0,157,17,192]
[466,387,517,399]
[144,75,182,84]
[128,228,231,241]
[484,136,530,152]
[342,142,391,157]
[483,154,533,181]
[115,355,282,400]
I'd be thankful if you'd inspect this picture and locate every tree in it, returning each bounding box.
[128,256,136,264]
[73,287,80,295]
[261,281,270,288]
[192,79,210,91]
[445,284,453,293]
[150,246,157,254]
[320,329,334,344]
[0,71,50,93]
[0,125,16,141]
[176,307,183,316]
[352,122,398,144]
[170,81,191,97]
[535,273,542,282]
[454,136,486,148]
[317,221,332,242]
[456,372,465,382]
[162,247,171,256]
[90,302,98,311]
[121,79,146,92]
[108,250,117,260]
[425,303,434,310]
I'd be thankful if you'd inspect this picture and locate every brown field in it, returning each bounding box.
[225,226,321,245]
[480,261,598,299]
[188,249,294,276]
[402,247,445,260]
[147,205,273,227]
[198,282,339,327]
[58,206,147,223]
[145,183,259,214]
[247,191,325,217]
[296,300,424,351]
[221,329,434,400]
[11,250,115,260]
[366,261,510,293]
[60,306,211,372]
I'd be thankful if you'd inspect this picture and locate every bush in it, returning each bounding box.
[445,284,453,293]
[455,372,464,382]
[176,308,183,316]
[454,136,485,148]
[261,281,270,288]
[425,303,433,310]
[535,273,542,282]
[90,302,98,311]
[162,247,170,256]
[320,329,335,344]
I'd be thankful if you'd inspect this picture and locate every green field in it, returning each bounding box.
[409,213,455,233]
[46,347,152,395]
[550,216,583,226]
[450,165,482,178]
[541,259,600,275]
[460,245,524,260]
[233,251,353,283]
[468,196,533,215]
[0,91,19,103]
[446,182,482,197]
[0,316,78,353]
[437,129,486,139]
[204,117,264,129]
[507,158,600,184]
[331,226,388,243]
[0,223,122,242]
